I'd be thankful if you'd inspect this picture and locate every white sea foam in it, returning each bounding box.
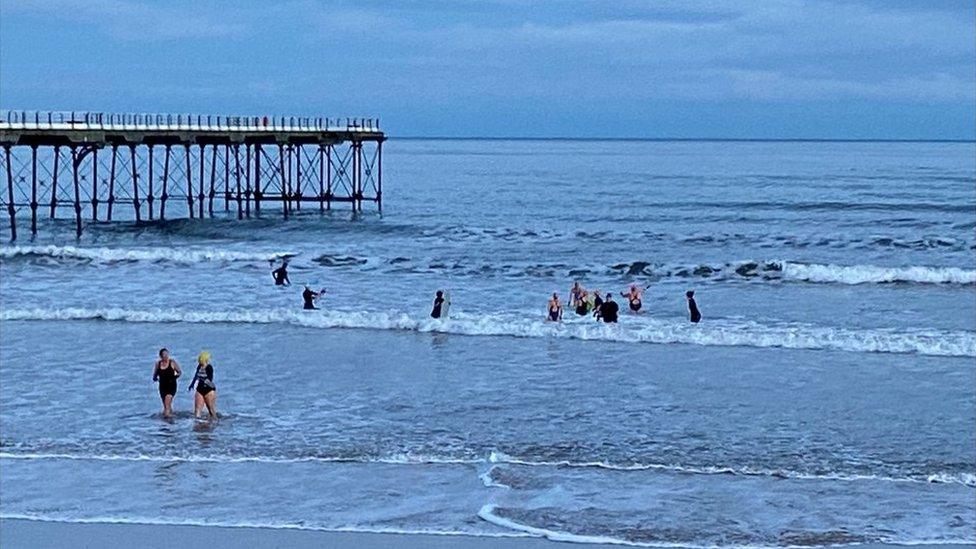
[3,451,972,487]
[0,245,294,264]
[777,261,976,285]
[3,306,973,358]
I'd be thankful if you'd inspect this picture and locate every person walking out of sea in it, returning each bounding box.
[152,348,182,418]
[569,281,583,309]
[686,290,702,323]
[188,351,218,419]
[599,293,619,323]
[547,292,563,322]
[575,289,591,316]
[271,259,291,286]
[431,290,447,319]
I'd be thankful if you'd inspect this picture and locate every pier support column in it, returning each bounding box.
[49,146,60,219]
[147,145,154,220]
[5,145,16,241]
[71,146,83,237]
[90,148,99,222]
[254,144,262,215]
[107,145,117,221]
[244,144,252,218]
[208,145,217,217]
[198,144,205,219]
[234,144,243,220]
[130,145,141,223]
[377,140,383,212]
[30,145,38,234]
[224,145,230,212]
[326,145,332,211]
[185,144,194,219]
[160,145,170,220]
[278,144,288,219]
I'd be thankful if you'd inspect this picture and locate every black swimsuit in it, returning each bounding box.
[431,296,444,318]
[157,360,177,397]
[629,298,642,312]
[193,364,215,396]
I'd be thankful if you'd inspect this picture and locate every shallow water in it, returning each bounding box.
[1,140,974,546]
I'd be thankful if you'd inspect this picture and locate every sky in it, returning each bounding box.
[1,0,973,139]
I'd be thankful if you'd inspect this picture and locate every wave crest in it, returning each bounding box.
[0,245,294,264]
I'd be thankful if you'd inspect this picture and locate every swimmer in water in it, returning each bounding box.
[151,348,182,418]
[271,259,290,286]
[569,281,583,309]
[187,350,217,419]
[599,292,619,323]
[431,290,446,319]
[687,290,702,323]
[622,283,645,314]
[302,285,323,310]
[575,289,591,316]
[547,292,563,322]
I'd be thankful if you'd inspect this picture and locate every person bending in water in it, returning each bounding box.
[599,293,619,323]
[152,348,182,418]
[431,290,446,319]
[302,285,323,310]
[622,283,645,314]
[271,259,290,286]
[188,351,218,419]
[686,290,702,323]
[547,292,563,322]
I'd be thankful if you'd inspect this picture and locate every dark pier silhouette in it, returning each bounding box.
[0,110,385,240]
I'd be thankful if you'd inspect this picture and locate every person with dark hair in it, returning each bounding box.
[687,290,702,323]
[302,285,323,310]
[152,348,182,418]
[547,292,563,322]
[431,290,446,318]
[599,292,619,323]
[271,259,290,286]
[592,290,604,321]
[575,289,592,316]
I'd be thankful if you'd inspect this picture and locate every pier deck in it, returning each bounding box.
[0,110,385,240]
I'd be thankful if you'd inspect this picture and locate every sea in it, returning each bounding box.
[1,139,974,547]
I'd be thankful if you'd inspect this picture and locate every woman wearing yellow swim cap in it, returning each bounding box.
[188,350,218,419]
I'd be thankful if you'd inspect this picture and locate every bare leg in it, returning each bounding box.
[194,392,204,418]
[203,391,218,419]
[162,394,174,417]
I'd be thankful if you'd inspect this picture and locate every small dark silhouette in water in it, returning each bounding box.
[271,259,290,286]
[599,293,619,323]
[431,290,446,319]
[687,290,702,323]
[302,285,323,310]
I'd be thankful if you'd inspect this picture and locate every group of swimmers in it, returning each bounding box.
[151,347,218,419]
[271,259,702,324]
[547,282,701,323]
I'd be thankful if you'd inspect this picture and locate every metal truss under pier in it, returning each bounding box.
[0,110,386,240]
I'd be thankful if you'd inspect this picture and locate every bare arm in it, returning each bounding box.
[152,361,159,382]
[172,359,182,377]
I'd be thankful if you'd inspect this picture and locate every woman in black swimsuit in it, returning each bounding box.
[188,350,218,419]
[152,348,182,418]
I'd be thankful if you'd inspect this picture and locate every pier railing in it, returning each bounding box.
[0,110,380,133]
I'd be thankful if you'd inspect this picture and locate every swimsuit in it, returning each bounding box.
[302,288,317,310]
[629,298,642,312]
[689,298,701,323]
[549,305,561,321]
[194,364,215,396]
[157,359,177,397]
[431,297,444,318]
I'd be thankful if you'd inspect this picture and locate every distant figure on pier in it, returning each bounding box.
[152,348,182,418]
[599,293,619,323]
[271,259,291,286]
[430,290,449,319]
[687,290,702,323]
[547,292,563,322]
[592,290,604,321]
[622,284,645,314]
[302,285,323,310]
[188,350,217,420]
[569,281,583,309]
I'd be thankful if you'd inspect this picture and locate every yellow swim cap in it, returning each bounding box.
[198,350,211,364]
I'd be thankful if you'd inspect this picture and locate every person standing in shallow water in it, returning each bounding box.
[687,290,702,323]
[430,290,446,318]
[547,292,563,322]
[599,293,619,323]
[152,348,182,418]
[302,285,322,310]
[271,259,290,286]
[188,351,217,419]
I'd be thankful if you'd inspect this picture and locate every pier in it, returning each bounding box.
[0,110,385,240]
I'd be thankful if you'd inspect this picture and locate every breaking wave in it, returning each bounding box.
[0,245,294,264]
[2,307,973,357]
